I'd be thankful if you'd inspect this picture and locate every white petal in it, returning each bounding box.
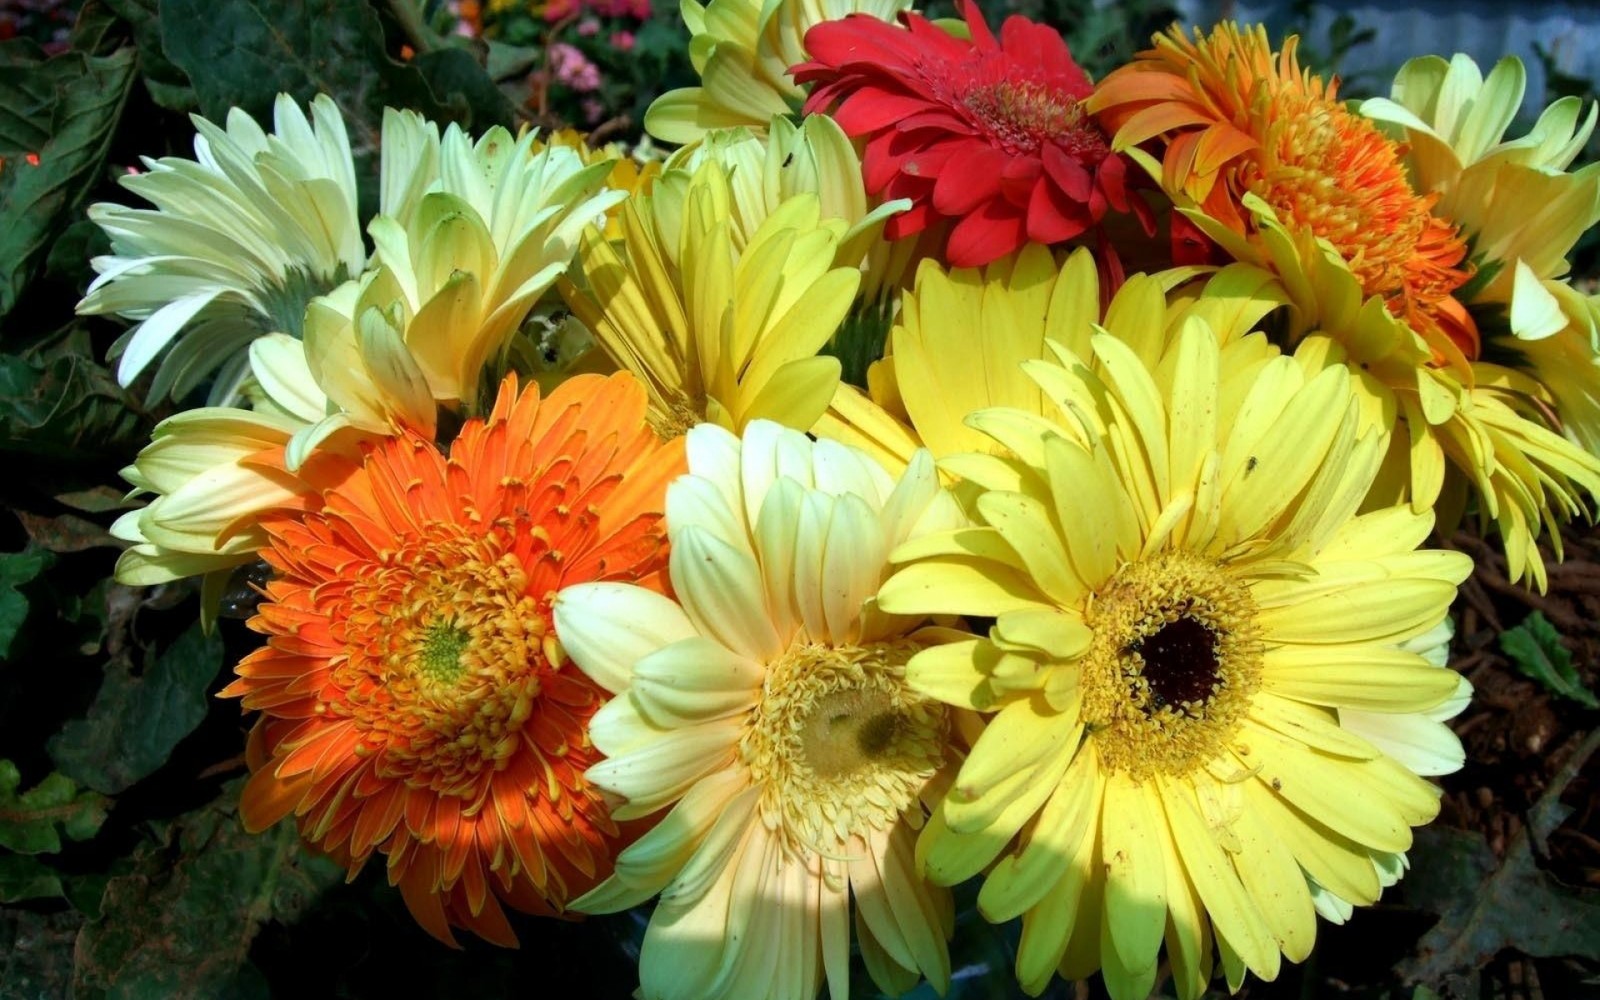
[553,582,698,694]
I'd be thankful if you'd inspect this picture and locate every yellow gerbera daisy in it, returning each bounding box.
[816,244,1281,475]
[537,128,664,240]
[643,0,910,146]
[551,420,967,1000]
[1089,24,1600,587]
[658,114,912,300]
[878,327,1471,999]
[1361,55,1600,455]
[560,161,862,437]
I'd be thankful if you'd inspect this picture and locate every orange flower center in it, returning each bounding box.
[338,523,551,797]
[1248,92,1475,350]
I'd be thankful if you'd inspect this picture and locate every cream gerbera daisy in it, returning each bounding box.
[560,161,862,437]
[643,0,910,146]
[109,334,363,621]
[878,327,1471,999]
[552,420,967,1000]
[79,94,365,402]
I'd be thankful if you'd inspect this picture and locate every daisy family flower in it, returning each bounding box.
[79,94,363,402]
[643,0,910,145]
[561,160,862,437]
[553,421,966,1000]
[795,0,1149,267]
[224,372,684,944]
[1089,24,1600,587]
[1360,54,1600,452]
[880,325,1470,998]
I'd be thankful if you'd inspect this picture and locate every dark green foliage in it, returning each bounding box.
[1499,611,1599,708]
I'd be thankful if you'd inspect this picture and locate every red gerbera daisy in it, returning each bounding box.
[794,0,1149,267]
[222,371,684,946]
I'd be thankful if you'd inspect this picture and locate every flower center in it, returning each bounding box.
[741,642,946,852]
[336,524,550,796]
[1081,550,1261,778]
[960,79,1097,155]
[1248,93,1475,353]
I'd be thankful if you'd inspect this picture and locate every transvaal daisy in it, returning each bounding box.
[79,94,364,402]
[1360,54,1600,454]
[108,334,366,622]
[815,244,1282,476]
[1088,24,1600,587]
[794,0,1151,268]
[362,125,625,409]
[222,372,684,945]
[643,0,909,146]
[878,327,1471,999]
[560,161,862,437]
[552,420,967,1000]
[658,115,911,299]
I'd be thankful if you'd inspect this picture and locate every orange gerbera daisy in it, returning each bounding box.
[1089,23,1478,361]
[222,371,685,946]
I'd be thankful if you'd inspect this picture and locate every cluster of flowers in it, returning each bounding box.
[80,1,1600,997]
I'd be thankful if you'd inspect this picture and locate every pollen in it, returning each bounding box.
[1081,550,1262,778]
[741,641,947,853]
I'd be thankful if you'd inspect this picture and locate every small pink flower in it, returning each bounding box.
[550,42,603,92]
[627,0,651,20]
[610,30,635,51]
[543,0,579,22]
[577,16,601,35]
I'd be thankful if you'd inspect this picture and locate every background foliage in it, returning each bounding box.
[0,1,1598,997]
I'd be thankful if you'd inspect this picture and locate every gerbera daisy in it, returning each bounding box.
[1360,54,1600,453]
[1089,24,1600,587]
[815,243,1284,476]
[552,420,967,1000]
[560,161,861,437]
[660,115,912,298]
[363,125,625,409]
[878,327,1470,998]
[79,94,364,402]
[793,0,1149,268]
[109,334,366,620]
[643,0,909,146]
[222,372,684,944]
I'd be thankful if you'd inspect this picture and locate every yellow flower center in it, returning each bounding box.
[1081,550,1262,779]
[337,525,551,797]
[741,641,947,853]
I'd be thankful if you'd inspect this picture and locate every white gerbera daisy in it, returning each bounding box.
[553,420,966,1000]
[79,94,365,401]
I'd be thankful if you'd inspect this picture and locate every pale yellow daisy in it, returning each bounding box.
[552,420,967,1000]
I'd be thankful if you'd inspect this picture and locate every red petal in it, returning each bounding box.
[833,90,933,133]
[945,200,1028,267]
[932,143,1007,215]
[1042,142,1094,202]
[999,156,1043,207]
[1026,181,1090,245]
[960,0,997,50]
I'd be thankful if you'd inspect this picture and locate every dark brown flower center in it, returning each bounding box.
[1130,614,1222,712]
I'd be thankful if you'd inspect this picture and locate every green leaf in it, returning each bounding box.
[103,0,200,110]
[0,911,82,1000]
[0,328,151,461]
[1498,610,1599,708]
[0,760,110,855]
[49,621,226,795]
[0,545,55,660]
[0,43,136,317]
[0,853,65,903]
[71,781,344,999]
[1399,730,1600,983]
[157,0,511,204]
